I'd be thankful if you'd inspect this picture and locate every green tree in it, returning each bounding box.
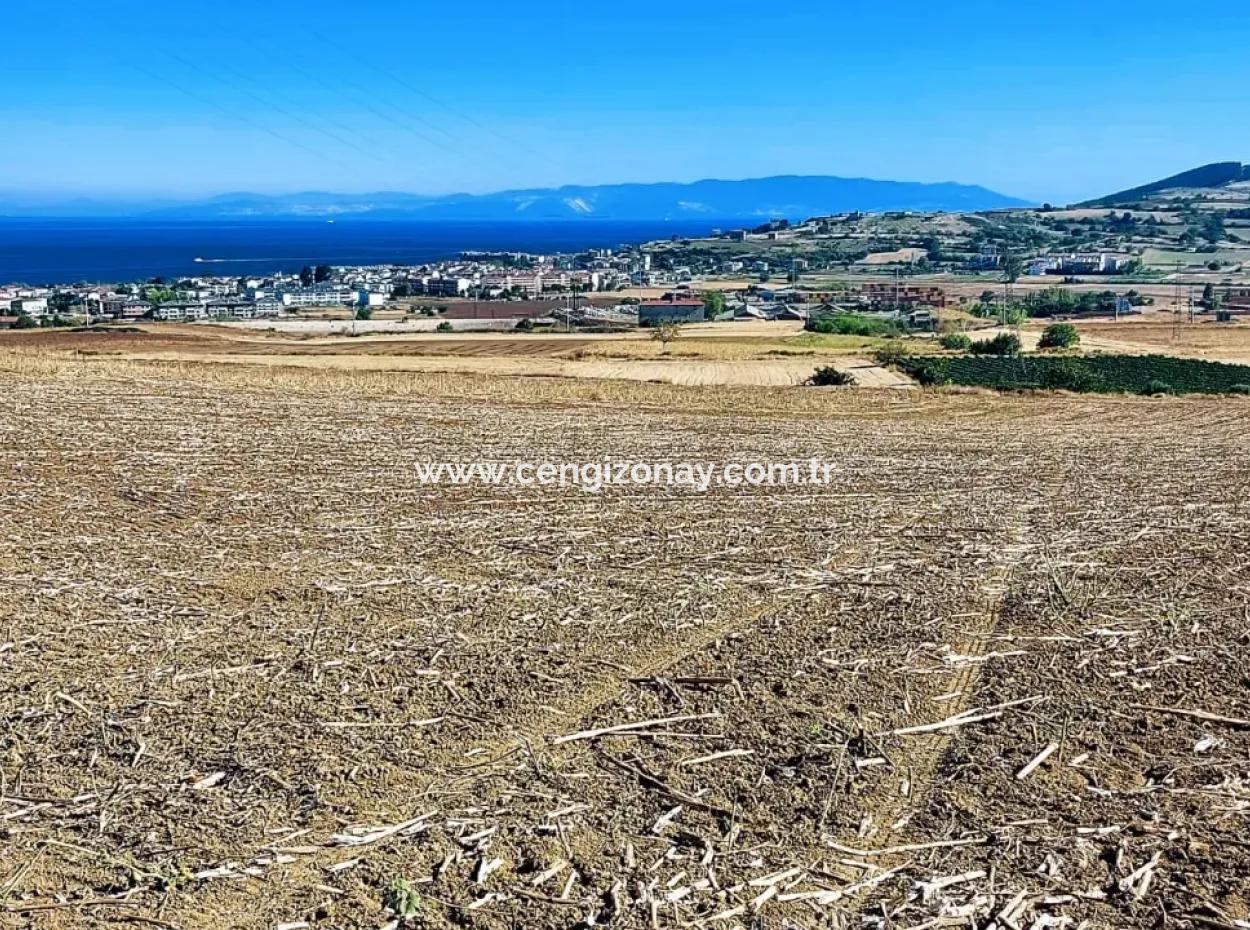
[142,286,176,305]
[701,290,727,318]
[1200,214,1225,244]
[299,266,315,287]
[1038,322,1081,350]
[970,332,1022,357]
[314,264,334,283]
[11,314,38,330]
[939,332,972,351]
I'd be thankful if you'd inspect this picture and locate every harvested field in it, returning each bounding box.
[0,322,904,388]
[1067,320,1250,364]
[1,356,1248,930]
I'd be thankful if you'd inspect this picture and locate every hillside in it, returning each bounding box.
[1079,161,1250,207]
[0,176,1029,221]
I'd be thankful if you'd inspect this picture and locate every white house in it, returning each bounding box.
[11,297,49,318]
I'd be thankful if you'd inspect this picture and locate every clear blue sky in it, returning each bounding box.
[2,0,1248,205]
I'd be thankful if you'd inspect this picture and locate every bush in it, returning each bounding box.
[435,320,454,333]
[515,317,535,332]
[807,366,856,386]
[873,341,911,367]
[1142,379,1172,396]
[1038,322,1080,350]
[354,306,373,321]
[1036,357,1102,392]
[970,332,1022,357]
[939,332,972,351]
[1229,383,1250,395]
[912,362,952,386]
[10,314,38,330]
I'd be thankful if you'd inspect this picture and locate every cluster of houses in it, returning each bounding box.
[637,283,946,328]
[0,252,639,327]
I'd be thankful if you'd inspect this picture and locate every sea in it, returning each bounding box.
[0,218,728,285]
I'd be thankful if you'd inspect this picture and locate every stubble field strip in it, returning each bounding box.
[0,356,1247,930]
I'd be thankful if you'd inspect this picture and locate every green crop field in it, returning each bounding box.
[904,354,1250,395]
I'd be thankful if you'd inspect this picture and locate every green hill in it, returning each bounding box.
[1079,162,1249,207]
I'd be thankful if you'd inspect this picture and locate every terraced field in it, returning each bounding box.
[0,356,1247,930]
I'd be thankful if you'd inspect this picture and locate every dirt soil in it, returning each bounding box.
[0,357,1247,930]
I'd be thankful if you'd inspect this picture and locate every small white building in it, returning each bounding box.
[11,297,49,318]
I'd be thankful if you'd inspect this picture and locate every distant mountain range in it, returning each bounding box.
[1079,161,1250,207]
[0,175,1029,221]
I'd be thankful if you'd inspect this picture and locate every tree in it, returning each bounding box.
[1038,322,1080,350]
[142,286,176,305]
[11,314,38,330]
[1200,214,1225,245]
[939,332,972,351]
[49,292,79,314]
[355,306,373,321]
[970,333,1022,357]
[650,321,681,354]
[701,290,727,318]
[299,266,315,287]
[314,264,333,283]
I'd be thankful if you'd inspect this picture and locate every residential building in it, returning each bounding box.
[154,302,209,322]
[99,296,152,320]
[11,297,48,318]
[279,284,355,307]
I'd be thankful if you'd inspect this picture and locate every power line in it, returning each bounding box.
[160,51,386,165]
[128,63,346,169]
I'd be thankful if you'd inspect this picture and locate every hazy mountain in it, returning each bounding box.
[1079,162,1250,207]
[0,175,1029,221]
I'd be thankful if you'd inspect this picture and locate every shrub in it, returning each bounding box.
[873,341,911,367]
[1038,322,1080,350]
[970,332,1022,357]
[515,317,535,332]
[11,314,38,330]
[808,366,856,386]
[912,362,952,386]
[1229,384,1250,395]
[435,320,454,333]
[354,306,373,321]
[1036,358,1102,392]
[1142,379,1172,396]
[939,332,972,351]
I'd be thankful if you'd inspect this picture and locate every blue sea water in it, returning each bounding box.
[0,218,726,285]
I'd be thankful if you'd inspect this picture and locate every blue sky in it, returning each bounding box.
[2,0,1248,204]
